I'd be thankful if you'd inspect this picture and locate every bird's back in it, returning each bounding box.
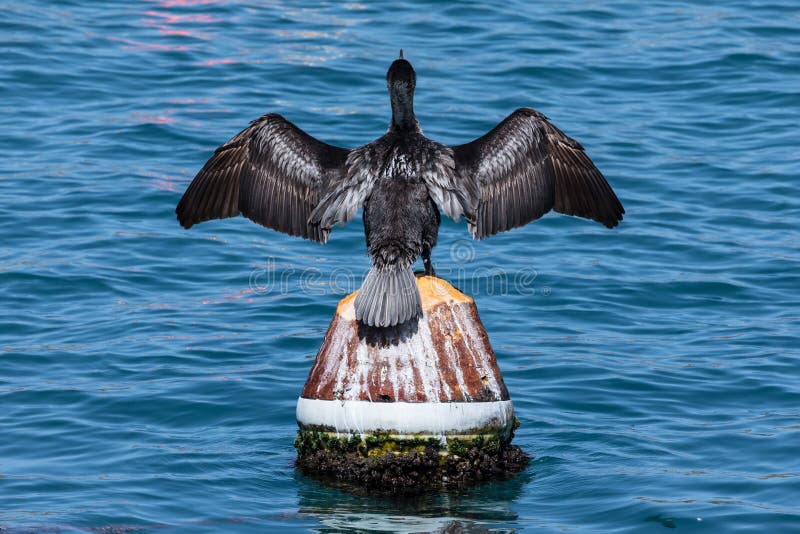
[363,133,442,267]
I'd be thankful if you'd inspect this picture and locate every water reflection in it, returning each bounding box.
[295,470,533,532]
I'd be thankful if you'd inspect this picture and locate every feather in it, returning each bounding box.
[451,107,624,239]
[176,113,350,242]
[354,264,421,327]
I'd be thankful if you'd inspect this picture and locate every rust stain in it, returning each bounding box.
[301,277,510,403]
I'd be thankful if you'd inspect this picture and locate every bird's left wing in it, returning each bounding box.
[176,113,349,243]
[451,107,624,239]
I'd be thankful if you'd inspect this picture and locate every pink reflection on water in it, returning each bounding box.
[160,28,193,37]
[143,170,191,192]
[143,9,216,39]
[199,58,238,67]
[153,180,177,192]
[144,10,219,24]
[223,288,258,303]
[132,112,177,125]
[131,0,237,60]
[156,0,225,6]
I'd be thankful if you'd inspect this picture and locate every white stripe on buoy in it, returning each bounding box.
[296,397,514,438]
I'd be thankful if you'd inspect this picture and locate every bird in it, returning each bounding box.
[176,50,624,328]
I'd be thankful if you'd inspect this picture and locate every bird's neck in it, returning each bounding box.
[389,83,418,132]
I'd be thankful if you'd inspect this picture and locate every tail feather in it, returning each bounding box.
[354,264,422,327]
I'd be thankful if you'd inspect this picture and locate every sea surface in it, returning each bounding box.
[1,1,799,532]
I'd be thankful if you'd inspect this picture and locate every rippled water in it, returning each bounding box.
[2,1,799,532]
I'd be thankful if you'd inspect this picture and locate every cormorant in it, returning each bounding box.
[176,51,624,327]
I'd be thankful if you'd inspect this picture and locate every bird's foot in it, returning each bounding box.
[423,259,436,277]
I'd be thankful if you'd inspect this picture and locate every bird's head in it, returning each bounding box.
[386,50,417,129]
[386,49,416,91]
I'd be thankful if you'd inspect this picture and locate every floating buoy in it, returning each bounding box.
[295,276,528,493]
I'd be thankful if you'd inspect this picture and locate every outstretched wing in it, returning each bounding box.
[176,113,349,243]
[451,107,624,239]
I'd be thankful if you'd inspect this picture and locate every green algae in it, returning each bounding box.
[294,418,528,494]
[295,417,522,459]
[294,431,529,495]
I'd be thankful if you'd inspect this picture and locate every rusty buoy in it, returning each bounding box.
[294,276,529,493]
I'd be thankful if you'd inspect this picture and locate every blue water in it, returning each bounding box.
[2,1,799,532]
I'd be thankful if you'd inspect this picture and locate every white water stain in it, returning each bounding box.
[316,300,506,403]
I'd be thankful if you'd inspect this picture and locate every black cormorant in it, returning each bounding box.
[176,51,624,327]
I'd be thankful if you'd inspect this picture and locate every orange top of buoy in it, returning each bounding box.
[337,275,471,320]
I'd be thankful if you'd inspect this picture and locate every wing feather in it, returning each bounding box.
[176,113,350,243]
[308,144,380,230]
[451,108,624,239]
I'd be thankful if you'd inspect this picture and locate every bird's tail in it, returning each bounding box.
[354,263,422,327]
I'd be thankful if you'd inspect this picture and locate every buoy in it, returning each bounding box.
[295,275,528,493]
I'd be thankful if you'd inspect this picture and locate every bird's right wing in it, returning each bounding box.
[176,113,350,243]
[451,108,624,239]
